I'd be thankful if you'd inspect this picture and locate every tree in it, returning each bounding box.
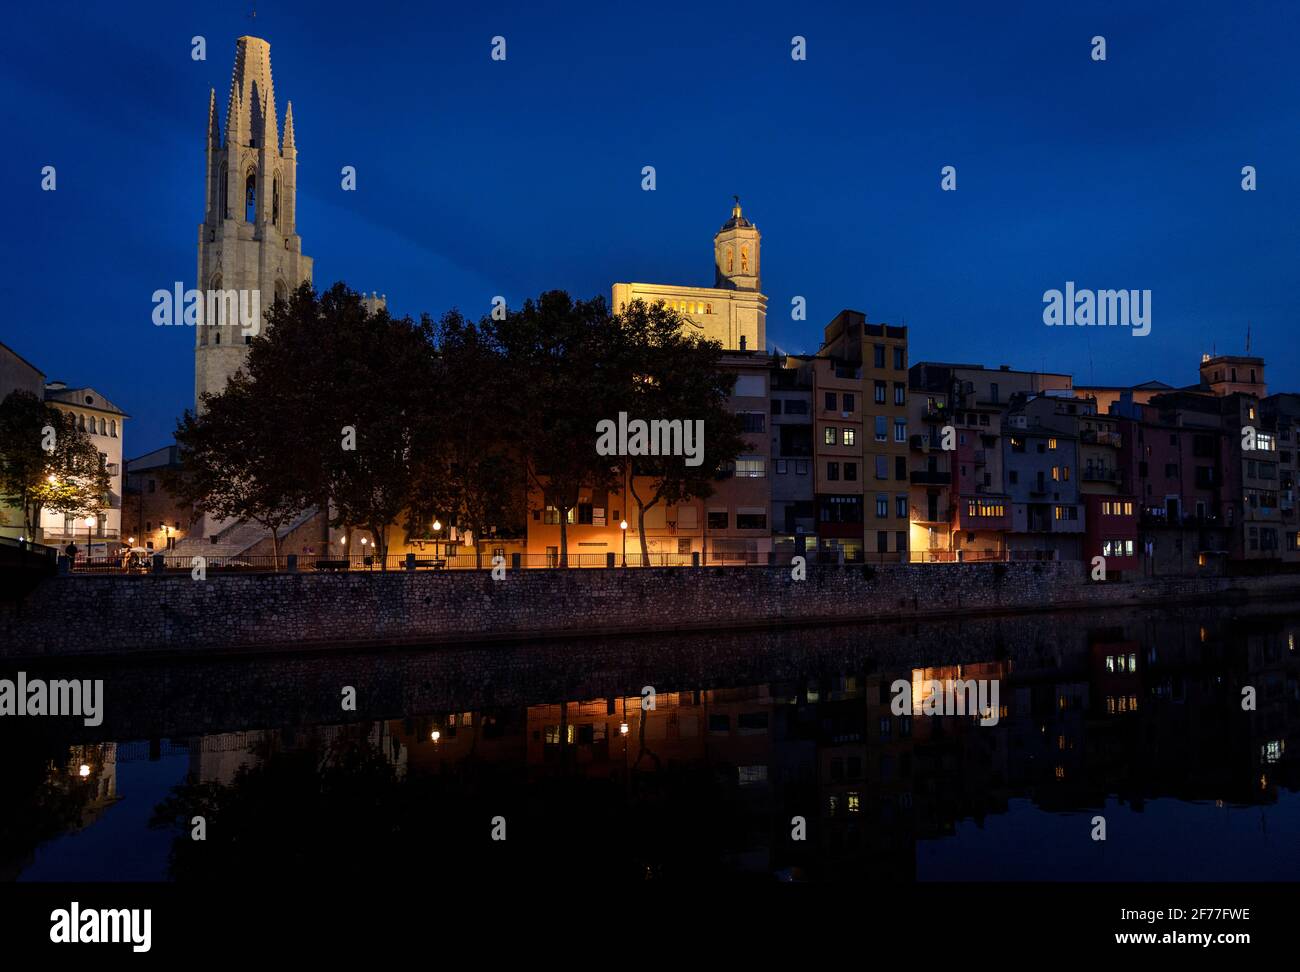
[406,311,524,568]
[0,390,109,540]
[174,283,439,570]
[171,372,308,568]
[319,294,437,568]
[611,300,746,565]
[497,292,628,567]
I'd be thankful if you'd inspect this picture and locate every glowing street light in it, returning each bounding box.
[430,729,441,742]
[620,519,628,567]
[78,764,90,778]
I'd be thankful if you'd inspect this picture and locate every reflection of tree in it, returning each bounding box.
[0,738,106,879]
[148,723,751,882]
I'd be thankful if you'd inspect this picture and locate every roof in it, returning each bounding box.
[0,341,45,379]
[45,386,129,417]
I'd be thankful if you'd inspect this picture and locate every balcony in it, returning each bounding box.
[909,433,940,452]
[910,505,951,524]
[911,470,952,486]
[1083,468,1121,484]
[1080,430,1122,448]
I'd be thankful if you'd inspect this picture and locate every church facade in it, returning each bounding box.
[611,200,767,352]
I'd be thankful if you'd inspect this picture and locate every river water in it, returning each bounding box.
[4,600,1298,883]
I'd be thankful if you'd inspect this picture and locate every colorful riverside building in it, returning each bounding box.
[907,363,1071,562]
[809,311,910,563]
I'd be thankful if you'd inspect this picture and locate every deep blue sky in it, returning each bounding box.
[3,1,1298,452]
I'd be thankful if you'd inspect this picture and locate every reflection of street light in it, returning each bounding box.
[620,519,628,567]
[78,764,90,778]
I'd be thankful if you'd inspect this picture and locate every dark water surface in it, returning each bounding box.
[4,601,1298,883]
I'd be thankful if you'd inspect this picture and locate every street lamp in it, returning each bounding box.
[620,518,628,567]
[84,515,95,565]
[432,518,442,562]
[360,536,369,569]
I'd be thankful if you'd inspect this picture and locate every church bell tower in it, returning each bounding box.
[195,35,313,409]
[714,196,760,292]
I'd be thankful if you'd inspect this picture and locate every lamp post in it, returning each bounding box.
[620,518,628,567]
[432,518,442,563]
[361,536,369,570]
[84,515,95,566]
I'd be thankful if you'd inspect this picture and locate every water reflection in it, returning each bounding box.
[5,604,1298,882]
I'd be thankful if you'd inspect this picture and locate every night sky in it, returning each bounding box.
[3,0,1297,451]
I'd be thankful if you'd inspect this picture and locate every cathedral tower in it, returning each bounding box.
[714,197,760,291]
[195,35,313,409]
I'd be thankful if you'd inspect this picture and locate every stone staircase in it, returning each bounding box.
[172,506,321,560]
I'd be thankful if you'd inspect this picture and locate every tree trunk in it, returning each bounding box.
[637,502,651,567]
[558,510,569,568]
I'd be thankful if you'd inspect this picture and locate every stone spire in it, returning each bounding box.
[223,82,241,147]
[207,88,219,146]
[283,100,296,157]
[226,36,278,150]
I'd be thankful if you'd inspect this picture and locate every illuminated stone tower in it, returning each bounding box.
[195,35,313,409]
[713,196,760,292]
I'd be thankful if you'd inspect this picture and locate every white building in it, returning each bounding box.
[40,383,127,555]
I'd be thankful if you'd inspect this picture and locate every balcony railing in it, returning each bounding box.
[1083,469,1121,483]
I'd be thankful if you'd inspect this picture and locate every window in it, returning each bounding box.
[874,345,885,368]
[245,170,257,223]
[876,456,888,479]
[110,420,117,437]
[736,512,767,530]
[1048,438,1057,450]
[967,500,1006,518]
[784,399,808,415]
[843,428,856,446]
[893,347,904,370]
[896,496,907,518]
[795,460,809,475]
[771,399,783,415]
[875,416,887,441]
[894,383,906,405]
[896,531,907,552]
[734,457,766,478]
[876,495,888,518]
[896,456,907,480]
[894,419,907,443]
[827,462,840,481]
[990,383,999,403]
[844,462,857,481]
[825,392,837,411]
[824,427,837,446]
[707,510,728,530]
[738,411,765,433]
[775,459,788,474]
[577,504,593,525]
[843,393,855,412]
[874,381,886,404]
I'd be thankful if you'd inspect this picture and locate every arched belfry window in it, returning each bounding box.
[218,162,228,219]
[272,178,280,228]
[245,170,257,223]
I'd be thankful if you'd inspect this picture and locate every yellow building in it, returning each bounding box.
[611,199,766,353]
